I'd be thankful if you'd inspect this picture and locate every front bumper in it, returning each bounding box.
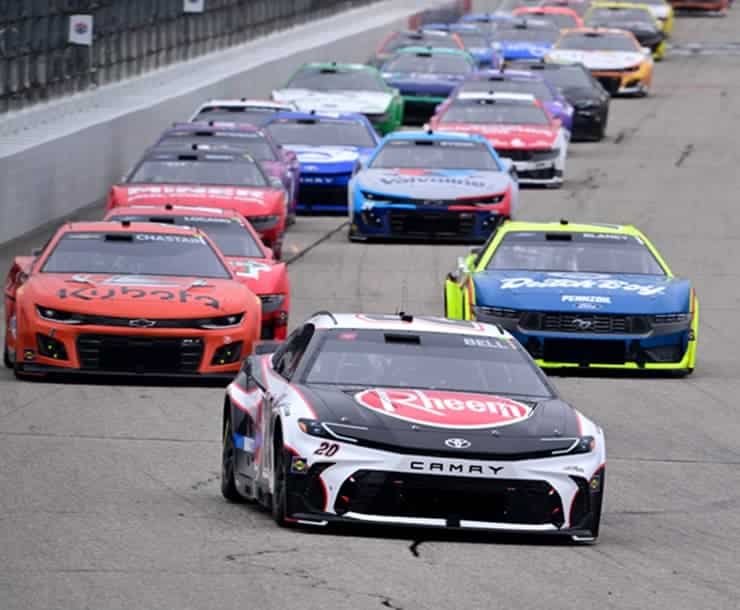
[592,65,652,96]
[297,173,352,213]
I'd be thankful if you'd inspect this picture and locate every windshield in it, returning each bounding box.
[157,134,277,161]
[538,65,593,89]
[192,108,279,125]
[128,159,268,187]
[460,78,554,100]
[384,33,461,53]
[286,68,385,91]
[370,139,500,170]
[487,231,665,275]
[383,53,473,75]
[304,329,551,397]
[557,32,638,51]
[442,100,550,125]
[586,8,655,27]
[493,28,560,44]
[106,216,264,258]
[267,119,376,148]
[42,232,231,278]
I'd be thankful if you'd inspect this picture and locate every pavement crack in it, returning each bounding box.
[408,539,423,557]
[285,221,349,266]
[675,143,694,167]
[381,598,403,610]
[191,473,220,491]
[225,547,299,561]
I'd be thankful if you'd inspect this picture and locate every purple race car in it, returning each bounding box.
[440,69,574,135]
[152,122,301,221]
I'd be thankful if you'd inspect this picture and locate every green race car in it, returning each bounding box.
[445,220,698,374]
[271,62,404,135]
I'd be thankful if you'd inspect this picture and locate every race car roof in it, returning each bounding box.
[299,62,378,72]
[195,99,297,111]
[457,91,538,102]
[393,46,474,57]
[105,205,242,219]
[381,130,490,145]
[138,149,258,163]
[465,70,543,82]
[422,23,486,33]
[497,220,636,236]
[58,221,208,235]
[562,26,635,36]
[306,312,511,338]
[460,13,515,23]
[168,122,264,135]
[265,110,374,125]
[514,6,582,15]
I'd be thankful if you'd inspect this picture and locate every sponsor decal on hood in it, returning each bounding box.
[357,168,511,197]
[548,50,646,70]
[498,272,666,296]
[120,185,267,203]
[354,388,532,429]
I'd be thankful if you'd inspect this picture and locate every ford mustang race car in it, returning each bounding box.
[265,111,380,213]
[444,220,698,374]
[381,47,477,125]
[490,18,562,62]
[104,205,289,340]
[221,311,606,541]
[512,6,585,29]
[369,28,465,68]
[348,130,518,242]
[422,23,503,68]
[153,122,301,222]
[430,92,568,187]
[444,70,574,134]
[584,3,666,60]
[547,28,654,96]
[271,63,404,135]
[4,221,261,378]
[190,99,298,126]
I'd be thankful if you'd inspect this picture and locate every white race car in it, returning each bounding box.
[189,99,297,126]
[221,311,606,542]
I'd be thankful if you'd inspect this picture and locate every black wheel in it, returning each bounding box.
[3,342,12,369]
[221,417,244,503]
[271,428,293,527]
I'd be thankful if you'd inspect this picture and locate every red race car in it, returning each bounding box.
[104,205,290,340]
[429,91,569,188]
[108,149,288,258]
[4,221,261,379]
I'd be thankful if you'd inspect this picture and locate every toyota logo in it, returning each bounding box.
[572,318,593,331]
[444,438,472,449]
[128,319,157,328]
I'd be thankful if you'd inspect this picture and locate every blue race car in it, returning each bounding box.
[458,13,516,33]
[381,47,477,125]
[422,23,502,68]
[265,111,380,213]
[445,220,698,374]
[348,130,519,243]
[491,18,561,62]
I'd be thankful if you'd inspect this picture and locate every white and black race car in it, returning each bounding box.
[221,312,606,541]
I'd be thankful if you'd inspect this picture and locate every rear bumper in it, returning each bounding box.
[15,362,236,380]
[571,109,607,140]
[297,174,352,213]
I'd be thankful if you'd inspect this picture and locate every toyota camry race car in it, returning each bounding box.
[4,222,261,378]
[381,47,477,125]
[271,63,404,135]
[490,18,562,62]
[265,111,380,213]
[547,28,654,96]
[348,131,518,242]
[430,92,568,187]
[108,149,289,258]
[584,3,666,60]
[221,312,606,541]
[444,220,698,374]
[189,99,298,126]
[104,206,290,340]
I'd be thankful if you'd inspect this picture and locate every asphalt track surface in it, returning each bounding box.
[2,10,740,610]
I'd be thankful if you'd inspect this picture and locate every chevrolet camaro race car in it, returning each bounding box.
[381,47,477,125]
[221,312,606,541]
[348,130,518,242]
[189,99,298,126]
[430,92,569,187]
[547,28,654,96]
[271,63,404,135]
[444,220,698,374]
[153,122,301,221]
[490,18,561,62]
[4,221,261,378]
[104,205,290,340]
[108,149,289,257]
[265,111,380,213]
[584,3,667,60]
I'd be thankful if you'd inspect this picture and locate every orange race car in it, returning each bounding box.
[4,221,261,379]
[107,149,289,258]
[104,205,290,340]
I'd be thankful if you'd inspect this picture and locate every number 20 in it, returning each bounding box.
[314,441,339,457]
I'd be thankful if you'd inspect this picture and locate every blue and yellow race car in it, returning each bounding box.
[444,220,698,374]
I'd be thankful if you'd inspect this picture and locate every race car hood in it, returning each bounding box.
[436,123,559,149]
[25,274,255,316]
[473,271,691,314]
[300,384,583,457]
[108,185,284,215]
[383,73,466,97]
[497,41,553,60]
[356,168,512,198]
[283,145,368,175]
[547,49,646,70]
[271,88,393,115]
[225,257,286,294]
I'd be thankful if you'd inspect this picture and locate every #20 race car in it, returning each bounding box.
[4,221,261,378]
[444,220,698,374]
[104,205,290,340]
[221,312,606,542]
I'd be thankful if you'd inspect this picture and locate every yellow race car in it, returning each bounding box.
[444,220,698,375]
[584,2,667,60]
[617,0,674,35]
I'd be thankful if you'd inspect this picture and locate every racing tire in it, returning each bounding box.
[3,343,12,369]
[271,428,294,528]
[670,367,694,378]
[221,416,244,503]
